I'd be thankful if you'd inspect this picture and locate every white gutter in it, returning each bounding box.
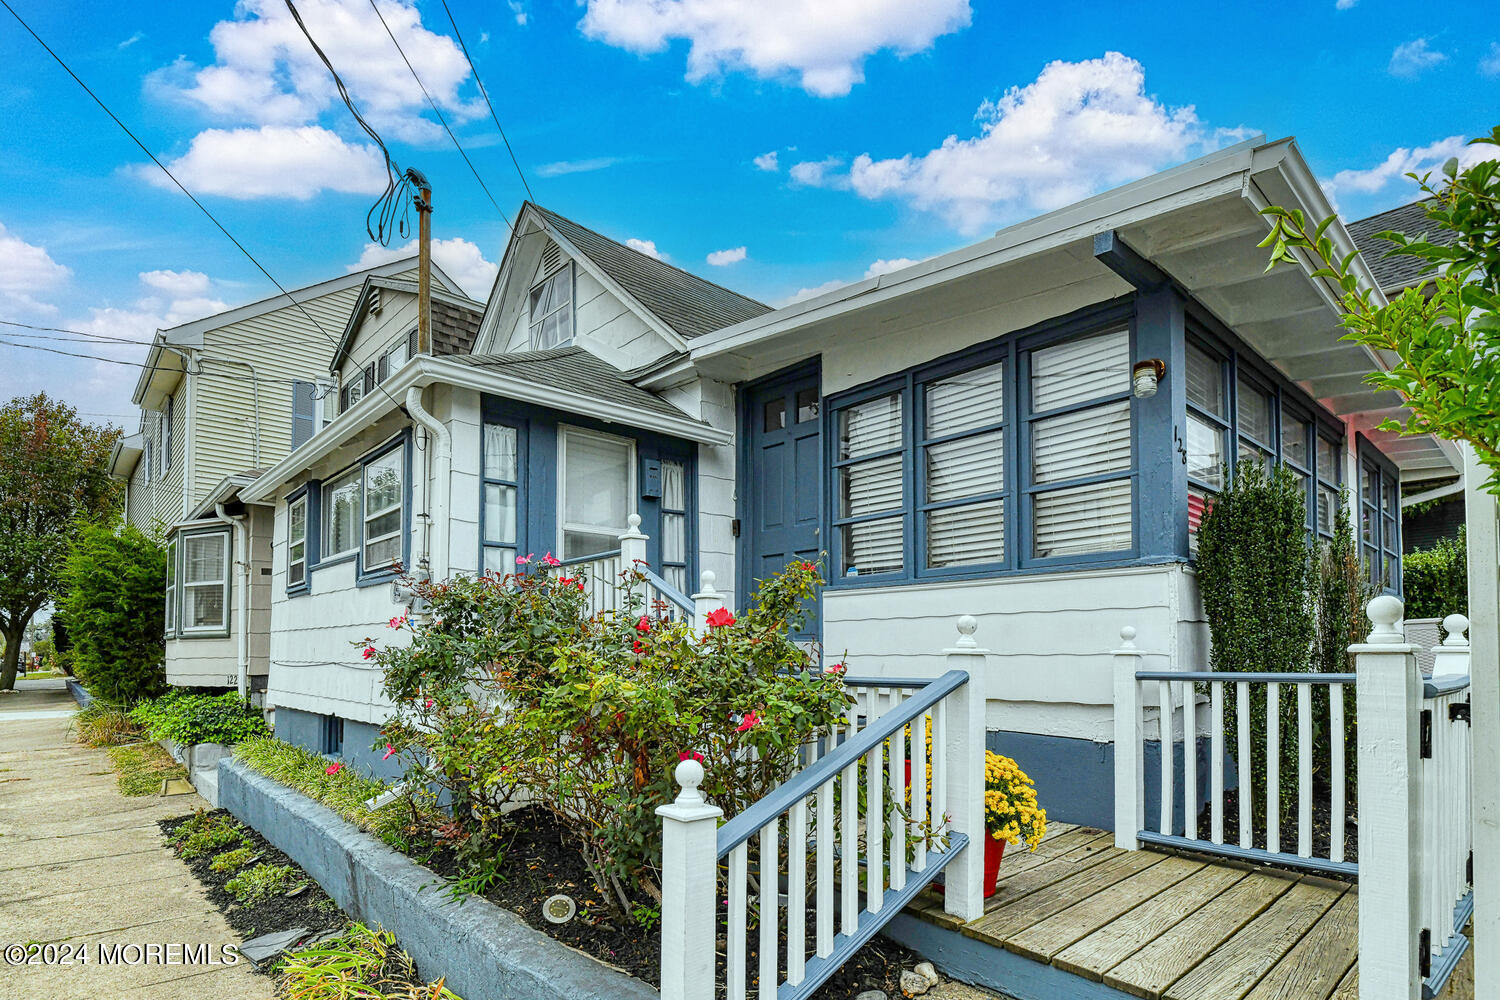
[405,385,450,581]
[212,502,250,699]
[1402,477,1465,508]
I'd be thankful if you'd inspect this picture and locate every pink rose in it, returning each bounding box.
[362,647,376,660]
[381,744,395,761]
[542,551,561,567]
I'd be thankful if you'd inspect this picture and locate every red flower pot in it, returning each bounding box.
[983,833,1006,898]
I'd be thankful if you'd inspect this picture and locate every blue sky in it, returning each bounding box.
[1,0,1497,426]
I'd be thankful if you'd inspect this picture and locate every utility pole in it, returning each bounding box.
[407,169,433,355]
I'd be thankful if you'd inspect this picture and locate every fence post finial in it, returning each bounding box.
[618,513,648,568]
[954,614,978,648]
[1432,612,1472,680]
[1441,613,1470,647]
[1113,624,1144,851]
[1365,594,1405,643]
[657,755,722,1000]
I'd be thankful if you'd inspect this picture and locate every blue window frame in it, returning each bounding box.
[320,714,344,756]
[481,419,525,576]
[288,432,409,593]
[1358,436,1402,594]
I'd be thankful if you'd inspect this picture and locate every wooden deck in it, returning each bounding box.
[903,822,1360,1000]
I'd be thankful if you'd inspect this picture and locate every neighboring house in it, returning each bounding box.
[1346,198,1467,553]
[237,139,1455,827]
[106,257,468,691]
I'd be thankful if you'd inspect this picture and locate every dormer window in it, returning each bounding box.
[529,264,573,350]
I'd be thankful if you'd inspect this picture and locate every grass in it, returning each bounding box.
[233,737,403,841]
[72,702,142,748]
[224,862,302,905]
[275,923,463,1000]
[105,742,187,796]
[172,810,251,859]
[209,844,257,873]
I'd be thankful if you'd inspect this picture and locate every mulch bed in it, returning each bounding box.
[159,811,345,959]
[421,805,923,998]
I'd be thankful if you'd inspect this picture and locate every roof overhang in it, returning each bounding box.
[109,432,144,480]
[241,354,730,503]
[186,472,268,520]
[687,136,1457,479]
[131,337,188,410]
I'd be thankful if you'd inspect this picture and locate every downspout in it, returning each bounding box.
[405,384,450,583]
[213,502,250,699]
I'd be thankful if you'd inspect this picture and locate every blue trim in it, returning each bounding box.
[478,416,528,574]
[1134,287,1187,560]
[880,912,1137,1000]
[1424,676,1472,698]
[1423,891,1472,999]
[284,484,314,597]
[1136,670,1357,684]
[354,430,412,586]
[716,670,968,856]
[842,676,933,688]
[1135,830,1359,878]
[778,835,968,1000]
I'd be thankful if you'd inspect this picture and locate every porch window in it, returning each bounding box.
[660,459,689,592]
[834,392,905,577]
[362,449,404,570]
[1236,373,1275,469]
[1027,328,1133,559]
[182,531,229,633]
[920,360,1006,569]
[1360,447,1402,593]
[1315,435,1342,538]
[530,265,573,350]
[1282,407,1314,535]
[559,426,633,559]
[288,495,307,587]
[322,468,361,559]
[165,539,177,636]
[482,423,520,575]
[1185,340,1228,548]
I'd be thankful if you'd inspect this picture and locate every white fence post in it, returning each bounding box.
[1113,625,1143,850]
[657,758,722,1000]
[1431,613,1471,679]
[1354,594,1424,1000]
[619,513,649,568]
[942,614,988,923]
[691,570,721,633]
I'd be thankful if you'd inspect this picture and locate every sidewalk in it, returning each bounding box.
[0,679,268,1000]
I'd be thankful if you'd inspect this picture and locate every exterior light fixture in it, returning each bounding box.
[1132,359,1166,399]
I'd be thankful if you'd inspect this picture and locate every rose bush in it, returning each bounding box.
[368,559,849,912]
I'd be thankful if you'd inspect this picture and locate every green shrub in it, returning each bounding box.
[232,737,401,842]
[129,690,269,746]
[372,560,849,913]
[59,521,167,704]
[1403,526,1468,621]
[274,923,462,998]
[173,812,249,859]
[209,845,256,873]
[71,701,141,748]
[224,862,300,905]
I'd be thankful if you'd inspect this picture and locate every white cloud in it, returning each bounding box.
[351,236,499,299]
[508,2,528,26]
[535,157,622,177]
[0,223,71,313]
[835,52,1209,234]
[865,258,918,278]
[148,0,476,145]
[139,268,211,297]
[626,238,663,259]
[142,126,389,200]
[1323,135,1500,210]
[779,279,846,306]
[753,150,779,172]
[1389,38,1447,78]
[119,31,145,49]
[789,156,845,187]
[706,246,747,266]
[1480,42,1500,77]
[578,0,972,97]
[1335,0,1356,9]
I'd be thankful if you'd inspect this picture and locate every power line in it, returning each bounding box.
[438,0,533,203]
[0,337,310,387]
[365,0,510,227]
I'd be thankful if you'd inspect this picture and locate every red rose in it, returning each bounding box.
[705,607,735,628]
[735,711,761,732]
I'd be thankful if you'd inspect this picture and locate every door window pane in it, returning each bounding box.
[661,460,685,510]
[795,388,819,423]
[1030,328,1129,412]
[763,398,786,431]
[926,361,1004,437]
[839,393,902,459]
[483,546,516,576]
[927,498,1004,568]
[484,484,516,544]
[1031,401,1130,484]
[484,424,517,480]
[1033,479,1131,558]
[662,512,686,564]
[561,429,632,559]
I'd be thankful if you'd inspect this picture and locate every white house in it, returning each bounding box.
[233,138,1452,824]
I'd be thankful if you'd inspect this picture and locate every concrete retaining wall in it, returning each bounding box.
[65,679,94,710]
[217,758,658,1000]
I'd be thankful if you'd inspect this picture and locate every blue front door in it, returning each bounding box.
[742,366,822,640]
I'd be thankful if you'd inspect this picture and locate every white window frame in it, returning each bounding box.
[164,538,177,636]
[322,467,362,560]
[529,264,574,350]
[557,425,635,560]
[361,448,404,571]
[288,494,308,587]
[180,530,230,634]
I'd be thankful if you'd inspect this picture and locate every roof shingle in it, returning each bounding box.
[447,347,697,422]
[532,205,771,340]
[1346,199,1458,292]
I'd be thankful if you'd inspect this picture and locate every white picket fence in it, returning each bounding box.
[1113,596,1474,999]
[658,618,990,1000]
[550,513,705,624]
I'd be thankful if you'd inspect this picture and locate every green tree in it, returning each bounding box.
[0,394,120,691]
[1261,127,1500,491]
[1402,526,1469,620]
[60,521,167,703]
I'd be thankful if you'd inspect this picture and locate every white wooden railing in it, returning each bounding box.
[659,618,989,1000]
[549,514,706,624]
[1113,597,1474,999]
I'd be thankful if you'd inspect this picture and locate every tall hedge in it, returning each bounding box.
[1402,526,1468,621]
[60,521,167,703]
[1197,460,1312,831]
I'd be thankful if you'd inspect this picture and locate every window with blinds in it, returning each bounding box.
[1027,328,1133,559]
[1360,448,1402,593]
[1185,340,1228,550]
[481,423,521,576]
[181,531,229,632]
[834,392,905,577]
[1316,435,1342,538]
[921,360,1006,569]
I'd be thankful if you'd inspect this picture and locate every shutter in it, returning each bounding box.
[363,363,375,393]
[408,327,418,359]
[291,380,316,449]
[377,352,389,384]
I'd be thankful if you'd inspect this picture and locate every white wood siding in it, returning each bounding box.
[339,293,419,388]
[661,377,738,610]
[164,505,274,687]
